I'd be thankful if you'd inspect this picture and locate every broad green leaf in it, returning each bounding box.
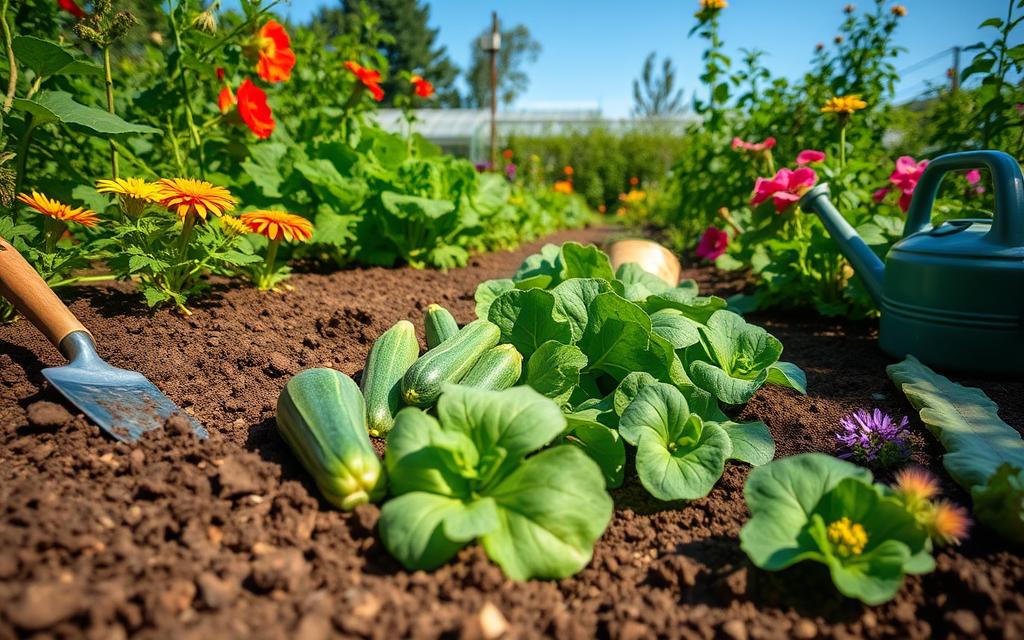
[13,91,159,135]
[579,292,674,383]
[482,446,613,579]
[564,421,624,488]
[688,360,769,405]
[380,191,455,220]
[242,141,289,198]
[619,383,732,500]
[767,361,808,394]
[438,385,566,483]
[612,371,658,416]
[559,242,615,281]
[642,287,727,323]
[550,277,614,341]
[740,454,872,571]
[615,262,672,302]
[526,341,587,406]
[686,310,783,404]
[379,492,471,570]
[487,288,572,361]
[474,278,514,319]
[721,420,775,466]
[513,243,562,288]
[887,355,1024,542]
[385,408,477,497]
[649,308,702,350]
[13,36,100,77]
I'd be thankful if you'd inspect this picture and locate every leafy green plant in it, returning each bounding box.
[474,242,798,498]
[740,453,935,605]
[379,384,613,580]
[887,355,1024,543]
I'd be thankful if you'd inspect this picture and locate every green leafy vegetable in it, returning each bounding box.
[887,355,1024,543]
[380,386,613,579]
[740,453,934,605]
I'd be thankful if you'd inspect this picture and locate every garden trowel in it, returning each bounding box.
[0,236,207,442]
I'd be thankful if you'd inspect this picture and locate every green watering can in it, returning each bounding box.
[799,150,1024,375]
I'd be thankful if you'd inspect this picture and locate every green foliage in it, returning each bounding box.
[740,453,935,605]
[887,355,1024,543]
[379,385,613,579]
[474,242,798,497]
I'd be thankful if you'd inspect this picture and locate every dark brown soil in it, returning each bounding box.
[1,227,1022,640]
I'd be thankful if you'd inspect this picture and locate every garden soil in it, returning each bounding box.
[1,227,1022,639]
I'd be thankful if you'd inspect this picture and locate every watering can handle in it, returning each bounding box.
[903,150,1024,247]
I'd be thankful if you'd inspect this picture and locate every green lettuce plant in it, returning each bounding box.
[888,355,1024,543]
[740,453,935,605]
[379,385,613,580]
[473,242,795,498]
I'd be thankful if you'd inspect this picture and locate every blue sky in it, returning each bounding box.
[229,0,1007,117]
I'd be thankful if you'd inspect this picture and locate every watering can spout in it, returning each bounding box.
[799,183,886,306]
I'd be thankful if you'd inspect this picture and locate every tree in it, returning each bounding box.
[464,23,540,108]
[310,0,461,106]
[632,52,685,117]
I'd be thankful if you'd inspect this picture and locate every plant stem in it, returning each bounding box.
[168,3,205,178]
[12,115,35,204]
[839,124,847,170]
[102,47,119,179]
[166,116,186,175]
[0,0,16,120]
[168,211,197,293]
[259,237,280,289]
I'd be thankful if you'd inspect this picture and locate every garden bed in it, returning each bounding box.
[1,227,1021,639]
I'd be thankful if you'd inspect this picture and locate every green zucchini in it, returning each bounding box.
[276,368,386,510]
[424,303,459,349]
[458,344,523,391]
[402,319,500,408]
[361,320,420,437]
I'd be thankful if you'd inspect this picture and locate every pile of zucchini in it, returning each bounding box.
[275,303,524,510]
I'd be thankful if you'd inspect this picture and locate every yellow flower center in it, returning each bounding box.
[827,517,868,558]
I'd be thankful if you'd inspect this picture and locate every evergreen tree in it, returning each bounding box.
[310,0,461,106]
[464,23,540,108]
[632,52,685,117]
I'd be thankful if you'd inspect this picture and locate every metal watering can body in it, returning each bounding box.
[800,150,1024,375]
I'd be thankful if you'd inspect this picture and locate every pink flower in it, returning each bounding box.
[872,186,889,204]
[888,156,929,213]
[696,226,729,261]
[732,136,776,153]
[965,169,981,185]
[751,167,818,213]
[796,149,826,165]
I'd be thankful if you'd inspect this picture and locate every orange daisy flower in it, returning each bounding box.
[345,61,385,101]
[255,19,296,83]
[156,178,237,221]
[17,191,99,227]
[239,210,313,242]
[553,180,574,194]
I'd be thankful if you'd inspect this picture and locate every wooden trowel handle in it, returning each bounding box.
[0,235,89,352]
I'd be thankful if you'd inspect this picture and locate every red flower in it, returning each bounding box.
[696,226,729,261]
[751,167,818,213]
[731,136,776,153]
[345,61,384,101]
[502,149,514,160]
[796,149,826,165]
[236,79,275,139]
[58,0,85,18]
[410,75,434,98]
[255,20,296,83]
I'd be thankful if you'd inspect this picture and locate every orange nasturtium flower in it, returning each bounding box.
[236,79,275,139]
[57,0,85,19]
[239,210,314,242]
[553,180,574,194]
[17,191,99,227]
[96,177,166,217]
[157,178,237,221]
[216,67,236,114]
[563,165,574,176]
[345,61,385,101]
[410,75,435,98]
[254,19,296,83]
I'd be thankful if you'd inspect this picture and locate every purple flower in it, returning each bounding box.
[474,161,493,173]
[836,408,912,468]
[505,162,517,182]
